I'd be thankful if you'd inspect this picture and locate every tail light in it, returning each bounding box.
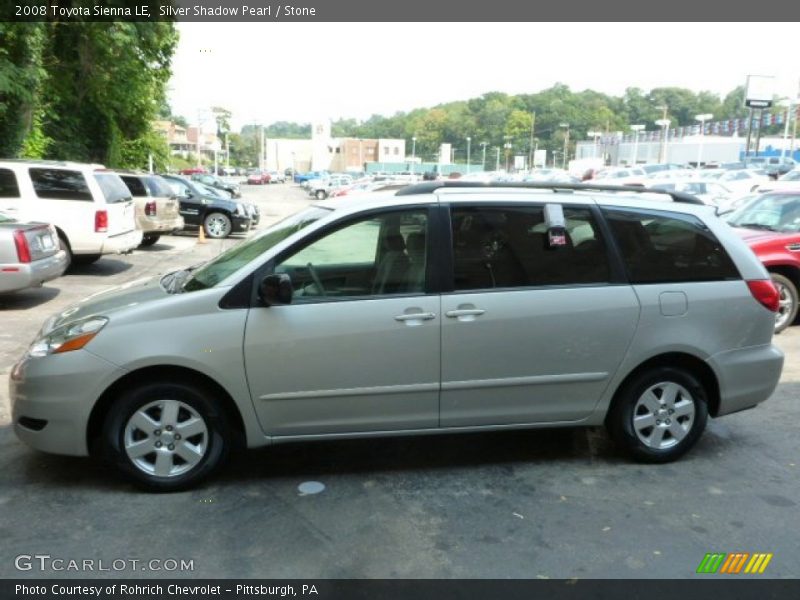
[747,280,780,312]
[13,230,31,263]
[95,210,108,233]
[145,201,157,216]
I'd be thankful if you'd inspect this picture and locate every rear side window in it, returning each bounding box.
[604,208,740,283]
[450,205,611,290]
[0,169,20,198]
[144,176,174,198]
[29,168,92,201]
[120,176,148,197]
[94,173,132,204]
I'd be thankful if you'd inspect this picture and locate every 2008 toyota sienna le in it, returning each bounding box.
[11,182,784,491]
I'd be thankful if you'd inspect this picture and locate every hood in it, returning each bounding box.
[732,227,794,245]
[43,275,168,334]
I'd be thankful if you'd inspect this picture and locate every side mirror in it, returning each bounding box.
[259,273,293,306]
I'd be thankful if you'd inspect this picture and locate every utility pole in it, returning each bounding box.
[495,147,500,171]
[528,111,536,171]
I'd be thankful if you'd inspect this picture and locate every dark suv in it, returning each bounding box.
[161,175,250,239]
[190,173,241,198]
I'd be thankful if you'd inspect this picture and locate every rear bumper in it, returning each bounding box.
[136,215,185,234]
[0,250,68,293]
[708,344,784,416]
[99,229,143,255]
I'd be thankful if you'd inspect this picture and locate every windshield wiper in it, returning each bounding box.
[736,222,778,232]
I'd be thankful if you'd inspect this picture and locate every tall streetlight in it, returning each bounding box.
[655,118,670,164]
[559,123,570,169]
[480,141,487,170]
[495,147,501,171]
[411,136,417,175]
[466,136,471,173]
[779,99,793,160]
[695,113,713,168]
[630,124,645,166]
[587,130,602,159]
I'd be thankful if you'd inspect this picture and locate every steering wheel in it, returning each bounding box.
[306,262,326,296]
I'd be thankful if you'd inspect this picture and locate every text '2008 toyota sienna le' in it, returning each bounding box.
[11,182,784,491]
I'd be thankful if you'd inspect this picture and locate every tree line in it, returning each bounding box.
[0,20,177,169]
[236,84,772,167]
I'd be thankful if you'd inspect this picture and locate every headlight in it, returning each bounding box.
[236,203,246,215]
[29,316,108,357]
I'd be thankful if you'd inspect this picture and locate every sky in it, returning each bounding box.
[167,22,800,130]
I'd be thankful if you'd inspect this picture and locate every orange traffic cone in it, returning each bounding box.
[197,223,207,244]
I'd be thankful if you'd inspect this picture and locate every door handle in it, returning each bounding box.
[394,312,436,322]
[445,309,485,318]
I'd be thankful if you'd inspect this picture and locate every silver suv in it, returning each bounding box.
[10,182,784,491]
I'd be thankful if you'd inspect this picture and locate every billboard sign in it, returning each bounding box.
[744,75,775,109]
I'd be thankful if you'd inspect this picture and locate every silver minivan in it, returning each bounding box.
[10,183,784,491]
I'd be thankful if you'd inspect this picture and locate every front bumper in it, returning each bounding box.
[99,229,143,255]
[707,344,784,416]
[10,350,127,456]
[136,215,185,234]
[0,250,67,293]
[233,214,251,232]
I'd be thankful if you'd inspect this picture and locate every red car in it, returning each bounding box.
[178,167,207,175]
[247,170,271,185]
[726,191,800,333]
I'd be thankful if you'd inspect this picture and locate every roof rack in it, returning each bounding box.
[394,181,705,205]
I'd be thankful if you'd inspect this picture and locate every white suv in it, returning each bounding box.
[0,160,142,267]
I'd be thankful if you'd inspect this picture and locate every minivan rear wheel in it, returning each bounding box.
[607,367,708,463]
[771,273,798,334]
[101,382,230,492]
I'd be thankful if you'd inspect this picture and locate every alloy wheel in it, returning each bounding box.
[632,382,695,450]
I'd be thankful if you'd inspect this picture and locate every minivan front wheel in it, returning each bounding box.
[101,382,230,491]
[607,367,708,463]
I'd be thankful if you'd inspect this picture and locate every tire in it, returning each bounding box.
[315,190,327,200]
[203,212,232,239]
[73,253,102,265]
[139,233,161,247]
[606,366,708,463]
[771,273,798,334]
[58,235,73,271]
[100,381,230,492]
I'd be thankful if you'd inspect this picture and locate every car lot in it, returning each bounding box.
[1,182,799,578]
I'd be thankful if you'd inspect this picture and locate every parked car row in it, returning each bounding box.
[0,160,263,295]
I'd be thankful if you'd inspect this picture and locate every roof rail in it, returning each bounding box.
[394,181,705,205]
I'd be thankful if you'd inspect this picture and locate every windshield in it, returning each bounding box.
[181,206,331,292]
[726,193,800,233]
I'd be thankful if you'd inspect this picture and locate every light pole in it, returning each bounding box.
[466,136,471,173]
[495,147,500,171]
[780,99,792,160]
[480,141,487,170]
[503,140,512,171]
[630,124,645,166]
[695,113,713,168]
[411,136,416,175]
[587,130,602,159]
[655,118,670,164]
[560,123,570,169]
